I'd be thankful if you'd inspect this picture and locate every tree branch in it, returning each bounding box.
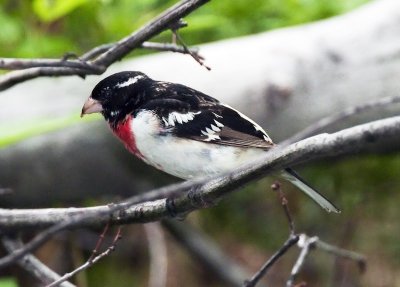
[0,115,398,232]
[1,237,76,287]
[0,43,199,71]
[1,115,399,230]
[281,95,400,146]
[0,116,398,269]
[243,234,300,287]
[0,0,210,91]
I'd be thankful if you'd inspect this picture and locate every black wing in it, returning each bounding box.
[141,81,274,150]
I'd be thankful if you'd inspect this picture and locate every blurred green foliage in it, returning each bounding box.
[1,0,369,58]
[0,278,18,287]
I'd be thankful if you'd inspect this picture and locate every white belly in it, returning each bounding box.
[131,111,265,179]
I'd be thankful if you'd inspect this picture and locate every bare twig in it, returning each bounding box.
[0,43,199,72]
[286,235,318,287]
[245,181,366,287]
[163,220,251,287]
[0,0,210,91]
[286,233,366,287]
[1,236,76,287]
[172,29,211,70]
[46,227,122,287]
[144,223,168,287]
[141,42,199,55]
[93,0,209,67]
[243,234,299,287]
[79,43,115,61]
[0,115,397,269]
[244,182,300,287]
[0,58,103,72]
[314,238,366,272]
[281,95,400,146]
[87,222,110,262]
[272,182,295,234]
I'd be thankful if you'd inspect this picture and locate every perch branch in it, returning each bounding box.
[0,116,398,268]
[281,95,400,146]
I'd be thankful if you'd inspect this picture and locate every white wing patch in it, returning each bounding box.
[214,119,224,128]
[162,111,200,127]
[115,75,144,88]
[221,103,272,143]
[212,112,223,118]
[200,116,224,141]
[210,124,221,132]
[201,128,221,141]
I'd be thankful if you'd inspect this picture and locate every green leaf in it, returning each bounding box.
[32,0,88,22]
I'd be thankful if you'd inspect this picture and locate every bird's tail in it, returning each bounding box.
[281,168,340,213]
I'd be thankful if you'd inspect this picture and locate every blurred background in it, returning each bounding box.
[1,0,400,286]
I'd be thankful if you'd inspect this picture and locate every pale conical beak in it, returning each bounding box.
[81,97,103,117]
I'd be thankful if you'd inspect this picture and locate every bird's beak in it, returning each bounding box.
[81,97,103,117]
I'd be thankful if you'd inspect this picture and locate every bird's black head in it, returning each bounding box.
[81,71,152,125]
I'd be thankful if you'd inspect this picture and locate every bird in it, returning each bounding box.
[81,71,339,213]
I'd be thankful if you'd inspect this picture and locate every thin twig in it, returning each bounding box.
[272,182,295,234]
[80,43,115,61]
[92,0,209,67]
[243,234,300,287]
[46,227,122,287]
[172,30,211,70]
[141,42,199,55]
[1,236,76,287]
[286,234,318,287]
[0,43,199,72]
[0,58,103,72]
[286,233,366,287]
[87,222,110,262]
[244,181,300,287]
[314,239,367,272]
[281,95,400,146]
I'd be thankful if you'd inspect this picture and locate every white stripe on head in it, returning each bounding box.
[115,75,144,88]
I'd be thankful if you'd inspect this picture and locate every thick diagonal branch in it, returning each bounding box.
[0,116,398,268]
[0,116,399,233]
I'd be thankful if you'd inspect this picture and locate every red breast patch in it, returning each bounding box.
[111,116,144,159]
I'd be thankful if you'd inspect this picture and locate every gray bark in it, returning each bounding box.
[1,115,399,231]
[1,0,399,206]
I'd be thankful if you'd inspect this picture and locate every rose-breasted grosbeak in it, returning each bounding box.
[81,71,339,213]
